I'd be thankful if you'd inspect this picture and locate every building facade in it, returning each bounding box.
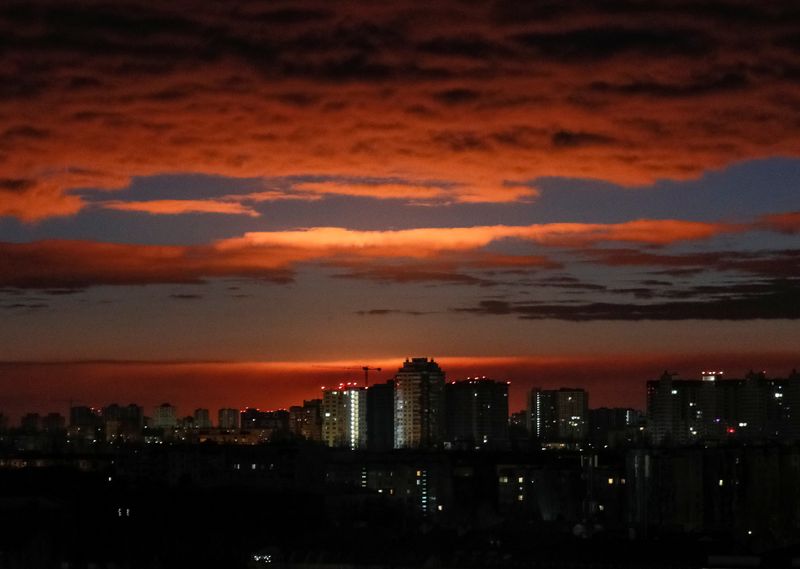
[218,408,240,430]
[393,358,446,449]
[527,388,588,444]
[152,403,177,429]
[322,384,367,450]
[288,399,323,442]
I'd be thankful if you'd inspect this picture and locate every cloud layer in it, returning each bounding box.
[4,0,800,219]
[0,214,795,294]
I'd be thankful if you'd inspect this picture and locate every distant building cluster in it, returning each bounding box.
[3,362,799,452]
[647,369,800,445]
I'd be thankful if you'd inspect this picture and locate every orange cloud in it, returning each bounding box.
[222,219,737,254]
[0,217,752,289]
[758,211,800,234]
[101,199,261,217]
[3,1,800,219]
[291,180,539,203]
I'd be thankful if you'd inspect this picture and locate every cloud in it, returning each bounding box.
[101,199,261,217]
[456,279,800,321]
[584,248,800,278]
[355,309,432,316]
[510,26,712,61]
[3,1,800,219]
[0,240,294,289]
[290,180,452,200]
[222,218,739,253]
[0,214,789,290]
[757,211,800,234]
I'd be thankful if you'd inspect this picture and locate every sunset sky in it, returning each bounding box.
[1,1,799,418]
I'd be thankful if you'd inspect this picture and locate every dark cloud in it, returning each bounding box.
[355,309,432,316]
[2,126,50,140]
[590,71,749,98]
[333,266,494,286]
[2,0,800,219]
[433,88,482,105]
[585,248,800,279]
[511,26,712,61]
[247,8,334,26]
[431,130,491,152]
[457,279,800,321]
[0,178,36,193]
[551,130,616,148]
[1,302,48,310]
[418,35,506,59]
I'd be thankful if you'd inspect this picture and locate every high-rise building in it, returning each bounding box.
[240,407,289,433]
[367,380,394,451]
[70,406,101,431]
[393,357,446,449]
[152,403,177,429]
[289,399,323,442]
[588,407,644,446]
[322,383,367,450]
[527,387,588,443]
[647,369,800,445]
[41,412,66,432]
[193,408,212,429]
[445,378,509,448]
[102,404,143,441]
[218,408,240,430]
[527,388,556,441]
[555,389,589,442]
[20,413,41,432]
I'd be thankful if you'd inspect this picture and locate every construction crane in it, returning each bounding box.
[311,365,382,387]
[361,366,382,388]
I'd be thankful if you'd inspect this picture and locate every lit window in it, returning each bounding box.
[607,478,614,485]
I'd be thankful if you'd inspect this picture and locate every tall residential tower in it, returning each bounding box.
[393,357,446,449]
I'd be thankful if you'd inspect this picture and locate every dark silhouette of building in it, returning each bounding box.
[218,408,240,430]
[646,369,800,445]
[70,406,101,430]
[445,378,509,448]
[367,380,394,451]
[289,399,323,442]
[41,412,66,432]
[241,408,290,441]
[102,403,144,441]
[20,413,41,432]
[588,407,644,447]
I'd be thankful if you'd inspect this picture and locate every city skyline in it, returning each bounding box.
[1,1,799,424]
[4,356,798,424]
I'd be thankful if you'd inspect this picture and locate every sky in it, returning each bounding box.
[1,0,799,419]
